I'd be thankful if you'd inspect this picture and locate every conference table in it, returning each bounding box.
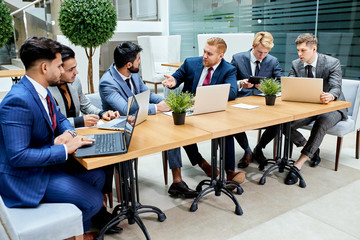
[75,95,350,239]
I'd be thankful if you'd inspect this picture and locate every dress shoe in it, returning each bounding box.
[252,147,267,165]
[226,170,245,184]
[237,152,252,168]
[168,181,199,198]
[285,166,300,185]
[83,231,98,240]
[310,148,321,167]
[199,159,219,177]
[92,207,123,234]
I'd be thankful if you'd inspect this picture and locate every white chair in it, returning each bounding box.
[297,79,360,171]
[137,35,181,93]
[197,33,254,62]
[86,92,102,109]
[0,195,83,240]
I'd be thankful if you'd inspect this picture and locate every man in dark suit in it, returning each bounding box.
[0,37,104,240]
[163,37,245,197]
[228,32,283,169]
[285,33,347,185]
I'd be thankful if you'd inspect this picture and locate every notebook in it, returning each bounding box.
[281,77,323,103]
[98,90,149,130]
[75,96,139,158]
[189,83,230,116]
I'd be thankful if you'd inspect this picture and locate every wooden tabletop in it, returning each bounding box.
[75,113,211,170]
[161,62,183,68]
[0,69,25,78]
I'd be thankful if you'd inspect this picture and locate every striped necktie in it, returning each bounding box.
[46,95,57,130]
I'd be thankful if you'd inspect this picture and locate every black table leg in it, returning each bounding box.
[190,138,244,215]
[259,122,307,188]
[96,159,166,240]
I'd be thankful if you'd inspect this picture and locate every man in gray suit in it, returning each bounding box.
[285,33,347,185]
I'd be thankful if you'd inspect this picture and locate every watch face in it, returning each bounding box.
[67,130,77,137]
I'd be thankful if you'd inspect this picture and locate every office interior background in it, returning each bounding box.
[0,0,359,94]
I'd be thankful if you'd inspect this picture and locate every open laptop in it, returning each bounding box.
[75,96,139,158]
[281,77,323,103]
[187,83,230,116]
[98,90,150,130]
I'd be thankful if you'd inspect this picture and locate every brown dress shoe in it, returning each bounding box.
[226,170,245,184]
[83,231,98,240]
[237,152,252,168]
[199,159,219,177]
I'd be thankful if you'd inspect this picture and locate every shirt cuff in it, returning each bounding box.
[154,103,158,112]
[63,144,68,160]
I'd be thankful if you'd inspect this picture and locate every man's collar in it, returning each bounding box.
[304,52,318,68]
[26,74,48,99]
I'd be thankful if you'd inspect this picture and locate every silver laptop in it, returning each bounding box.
[187,83,230,116]
[281,77,323,103]
[98,90,150,130]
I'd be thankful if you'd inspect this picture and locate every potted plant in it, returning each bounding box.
[258,78,281,105]
[165,89,194,125]
[0,0,13,49]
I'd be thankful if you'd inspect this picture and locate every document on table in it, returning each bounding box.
[231,103,259,110]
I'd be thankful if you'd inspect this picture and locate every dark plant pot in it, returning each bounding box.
[265,95,276,105]
[172,112,186,125]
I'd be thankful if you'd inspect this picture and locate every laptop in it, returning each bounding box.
[188,83,230,116]
[98,90,149,130]
[281,77,323,103]
[75,96,139,158]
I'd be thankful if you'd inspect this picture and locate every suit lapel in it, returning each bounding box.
[210,59,224,85]
[67,83,80,116]
[297,61,306,77]
[315,54,325,78]
[192,59,204,92]
[110,64,134,98]
[244,51,253,76]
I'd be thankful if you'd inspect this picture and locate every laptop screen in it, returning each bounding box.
[124,96,139,150]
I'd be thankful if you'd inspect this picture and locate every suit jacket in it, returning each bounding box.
[100,63,163,115]
[231,49,283,97]
[0,76,72,207]
[172,57,237,100]
[289,53,347,120]
[49,77,101,127]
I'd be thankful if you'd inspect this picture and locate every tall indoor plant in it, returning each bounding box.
[165,90,194,125]
[59,0,116,93]
[0,0,13,49]
[258,78,281,105]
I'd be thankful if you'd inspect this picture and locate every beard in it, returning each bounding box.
[128,66,140,73]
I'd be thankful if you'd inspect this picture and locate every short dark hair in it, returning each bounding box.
[19,37,63,70]
[295,33,318,48]
[114,41,142,68]
[61,45,75,62]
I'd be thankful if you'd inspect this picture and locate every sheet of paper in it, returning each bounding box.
[231,103,259,110]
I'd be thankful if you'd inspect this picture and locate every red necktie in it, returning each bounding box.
[203,67,213,86]
[46,95,57,130]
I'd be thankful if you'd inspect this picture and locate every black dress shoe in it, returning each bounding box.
[252,147,267,165]
[310,149,321,167]
[92,207,123,234]
[168,181,199,198]
[285,167,300,185]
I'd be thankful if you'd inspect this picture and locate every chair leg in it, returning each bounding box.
[273,135,278,160]
[289,142,293,158]
[335,136,343,171]
[257,129,262,143]
[154,83,158,94]
[356,130,359,159]
[114,167,121,203]
[162,151,168,185]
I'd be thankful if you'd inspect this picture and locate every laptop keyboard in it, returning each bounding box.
[95,133,121,153]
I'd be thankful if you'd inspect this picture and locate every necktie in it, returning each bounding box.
[203,67,213,86]
[59,84,71,109]
[46,95,57,130]
[125,78,132,91]
[306,65,314,78]
[255,60,260,76]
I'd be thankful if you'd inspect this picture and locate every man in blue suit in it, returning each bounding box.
[163,37,245,197]
[227,32,283,169]
[0,37,104,239]
[100,41,169,115]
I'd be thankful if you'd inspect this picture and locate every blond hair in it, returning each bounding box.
[295,33,318,47]
[253,32,274,50]
[206,37,227,54]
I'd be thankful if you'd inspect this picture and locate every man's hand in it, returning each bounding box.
[162,75,176,88]
[66,135,95,154]
[102,110,120,121]
[320,92,334,104]
[83,114,100,127]
[54,131,74,145]
[156,100,170,112]
[240,79,254,89]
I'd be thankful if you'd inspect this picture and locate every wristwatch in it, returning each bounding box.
[66,129,77,138]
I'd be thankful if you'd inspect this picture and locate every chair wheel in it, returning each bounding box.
[235,206,243,215]
[236,187,244,195]
[158,213,166,222]
[299,179,306,188]
[196,186,202,192]
[259,177,266,185]
[258,165,265,171]
[190,203,198,212]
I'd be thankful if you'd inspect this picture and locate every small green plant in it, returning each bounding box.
[258,78,281,96]
[165,90,194,114]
